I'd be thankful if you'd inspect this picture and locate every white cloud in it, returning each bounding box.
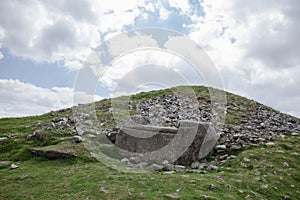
[106,32,158,57]
[168,0,190,14]
[157,2,170,20]
[188,0,300,117]
[0,51,3,60]
[0,79,102,118]
[0,0,145,70]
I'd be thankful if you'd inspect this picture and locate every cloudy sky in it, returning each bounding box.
[0,0,299,118]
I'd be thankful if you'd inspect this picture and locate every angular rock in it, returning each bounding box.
[73,135,82,143]
[151,163,164,171]
[125,115,151,126]
[207,165,218,172]
[10,164,19,170]
[191,161,200,169]
[164,193,180,199]
[29,148,75,159]
[0,161,10,166]
[209,184,217,190]
[121,158,129,163]
[115,120,219,166]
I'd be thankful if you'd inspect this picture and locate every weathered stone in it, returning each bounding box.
[129,157,141,164]
[207,165,218,172]
[163,164,175,171]
[283,162,289,167]
[115,120,219,166]
[76,127,84,135]
[219,154,228,160]
[32,130,46,141]
[191,161,200,169]
[120,158,129,163]
[151,163,164,171]
[10,164,19,169]
[73,135,82,143]
[164,193,180,199]
[115,125,177,154]
[230,145,241,150]
[19,174,28,179]
[176,121,219,165]
[209,184,217,190]
[163,171,175,174]
[29,148,75,159]
[0,161,9,166]
[99,186,110,194]
[162,160,169,165]
[125,115,151,126]
[266,142,275,146]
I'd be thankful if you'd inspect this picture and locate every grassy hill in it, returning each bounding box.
[0,86,299,199]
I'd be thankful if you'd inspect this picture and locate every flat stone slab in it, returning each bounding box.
[29,148,75,159]
[115,120,219,165]
[28,141,77,159]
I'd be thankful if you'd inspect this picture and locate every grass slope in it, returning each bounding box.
[0,136,299,199]
[0,86,299,199]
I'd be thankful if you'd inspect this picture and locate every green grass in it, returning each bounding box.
[0,136,299,199]
[0,85,299,199]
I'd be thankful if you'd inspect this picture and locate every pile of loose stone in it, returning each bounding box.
[105,94,300,171]
[29,93,300,172]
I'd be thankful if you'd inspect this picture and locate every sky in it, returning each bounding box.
[0,0,299,118]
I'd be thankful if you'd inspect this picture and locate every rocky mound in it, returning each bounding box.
[27,86,300,170]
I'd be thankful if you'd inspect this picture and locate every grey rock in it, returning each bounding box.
[198,162,208,170]
[49,122,56,129]
[207,165,218,172]
[26,134,34,140]
[162,160,169,165]
[73,135,82,143]
[125,115,151,126]
[266,142,275,146]
[209,184,217,190]
[191,161,200,169]
[164,193,180,199]
[29,148,75,159]
[116,120,218,166]
[19,174,28,179]
[163,171,175,174]
[76,127,84,135]
[151,164,164,171]
[0,137,8,141]
[163,164,175,171]
[291,132,299,136]
[0,161,9,165]
[10,164,19,169]
[100,186,110,194]
[138,162,148,167]
[215,145,226,151]
[120,158,129,163]
[8,134,18,138]
[219,154,228,160]
[129,157,141,164]
[230,145,241,150]
[84,120,93,126]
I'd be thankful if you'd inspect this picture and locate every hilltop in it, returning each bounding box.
[0,86,299,199]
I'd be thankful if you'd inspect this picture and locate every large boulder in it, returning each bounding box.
[114,119,219,165]
[115,125,177,153]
